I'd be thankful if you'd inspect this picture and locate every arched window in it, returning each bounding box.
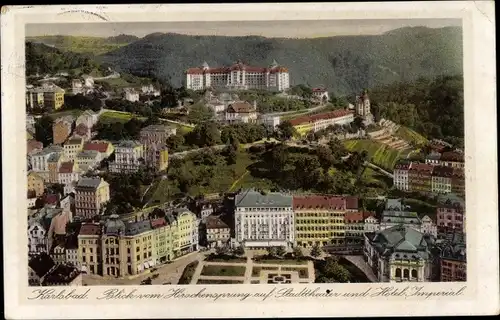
[403,269,410,279]
[395,268,402,278]
[411,269,418,279]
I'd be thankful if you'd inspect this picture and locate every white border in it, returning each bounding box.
[2,2,498,318]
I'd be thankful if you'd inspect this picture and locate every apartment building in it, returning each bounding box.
[58,161,80,186]
[75,150,101,172]
[439,231,466,282]
[293,195,359,248]
[83,141,115,159]
[139,125,175,171]
[26,83,65,110]
[27,171,45,198]
[186,60,290,92]
[431,165,454,194]
[204,215,231,248]
[53,116,74,145]
[109,140,145,173]
[47,152,64,184]
[438,151,465,169]
[30,145,63,181]
[63,138,84,161]
[28,219,49,255]
[436,193,466,234]
[235,189,295,249]
[74,177,110,219]
[364,225,435,283]
[408,163,434,193]
[393,161,412,191]
[451,168,465,198]
[77,209,198,277]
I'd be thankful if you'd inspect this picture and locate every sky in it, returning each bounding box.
[26,19,461,38]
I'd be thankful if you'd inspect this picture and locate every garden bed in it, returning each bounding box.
[201,265,246,277]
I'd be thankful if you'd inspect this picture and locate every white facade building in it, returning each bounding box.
[186,60,290,92]
[28,220,49,254]
[235,189,295,249]
[364,215,380,233]
[393,162,412,191]
[225,101,258,124]
[31,146,64,180]
[260,114,281,131]
[109,140,144,173]
[124,88,140,102]
[420,215,438,237]
[312,110,354,132]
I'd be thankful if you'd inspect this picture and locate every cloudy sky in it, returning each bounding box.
[26,19,461,38]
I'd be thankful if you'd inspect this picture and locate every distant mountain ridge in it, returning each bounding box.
[97,26,463,95]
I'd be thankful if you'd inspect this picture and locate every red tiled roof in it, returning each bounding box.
[27,139,43,154]
[150,218,167,229]
[59,161,74,174]
[441,151,464,162]
[344,211,363,222]
[186,63,288,75]
[45,194,59,205]
[227,101,255,113]
[363,211,376,219]
[79,223,101,236]
[84,142,109,153]
[289,109,354,126]
[410,163,434,173]
[293,195,346,210]
[345,196,359,210]
[312,88,327,92]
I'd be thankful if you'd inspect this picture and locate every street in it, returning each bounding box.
[81,251,207,286]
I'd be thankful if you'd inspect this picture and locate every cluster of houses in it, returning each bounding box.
[123,84,161,102]
[393,150,465,197]
[27,171,466,285]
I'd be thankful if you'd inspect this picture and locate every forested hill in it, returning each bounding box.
[369,75,464,147]
[98,26,463,95]
[25,42,97,75]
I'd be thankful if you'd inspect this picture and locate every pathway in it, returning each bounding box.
[364,161,394,179]
[344,255,377,283]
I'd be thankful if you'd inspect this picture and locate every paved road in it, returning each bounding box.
[81,251,206,286]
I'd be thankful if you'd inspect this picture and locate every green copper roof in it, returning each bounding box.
[235,189,292,208]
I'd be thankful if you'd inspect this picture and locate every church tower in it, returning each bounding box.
[355,89,374,124]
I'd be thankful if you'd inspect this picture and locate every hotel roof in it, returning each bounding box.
[76,177,103,189]
[235,189,293,208]
[186,61,288,75]
[83,142,109,153]
[289,109,354,126]
[79,223,101,236]
[58,161,75,174]
[117,140,142,148]
[125,220,152,236]
[432,165,454,177]
[77,150,99,158]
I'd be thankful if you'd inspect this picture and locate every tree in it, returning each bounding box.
[187,103,214,125]
[310,243,322,258]
[276,121,296,140]
[34,115,54,147]
[225,145,238,165]
[276,246,287,257]
[234,244,245,256]
[352,116,365,131]
[293,246,304,259]
[267,247,277,257]
[215,245,228,255]
[166,133,185,152]
[324,257,351,283]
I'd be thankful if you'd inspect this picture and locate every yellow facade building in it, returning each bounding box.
[293,195,359,248]
[27,171,45,198]
[26,84,65,110]
[77,209,199,277]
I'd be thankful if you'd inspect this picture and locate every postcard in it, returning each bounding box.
[1,2,498,319]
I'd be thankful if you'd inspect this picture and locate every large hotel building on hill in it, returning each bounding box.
[185,60,290,92]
